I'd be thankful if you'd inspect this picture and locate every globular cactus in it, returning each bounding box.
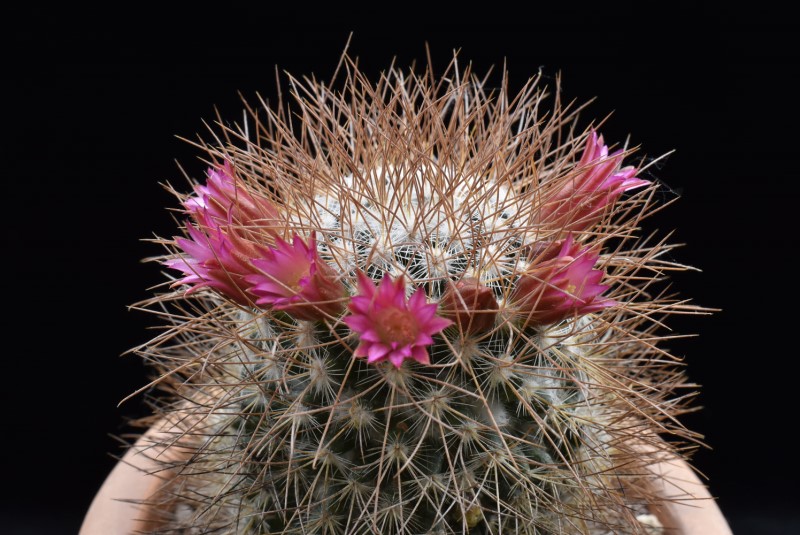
[133,53,703,535]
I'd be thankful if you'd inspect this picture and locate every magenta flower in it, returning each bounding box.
[511,235,615,327]
[344,273,453,368]
[539,131,650,232]
[166,225,263,305]
[441,277,498,335]
[166,163,279,305]
[247,234,346,321]
[185,161,280,230]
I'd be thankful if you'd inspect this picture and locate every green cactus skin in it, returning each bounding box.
[133,54,701,535]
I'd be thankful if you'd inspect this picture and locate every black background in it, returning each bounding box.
[5,5,797,534]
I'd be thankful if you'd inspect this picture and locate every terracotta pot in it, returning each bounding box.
[81,425,733,535]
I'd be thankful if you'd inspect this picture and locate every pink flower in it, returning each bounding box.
[166,163,279,305]
[441,277,498,335]
[185,161,279,230]
[511,235,615,327]
[247,234,346,321]
[344,273,453,368]
[538,131,650,232]
[166,225,262,305]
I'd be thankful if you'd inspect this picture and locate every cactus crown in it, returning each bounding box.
[135,53,703,534]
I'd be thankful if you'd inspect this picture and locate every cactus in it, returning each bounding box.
[132,53,704,534]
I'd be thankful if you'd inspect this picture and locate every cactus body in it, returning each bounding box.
[137,55,700,534]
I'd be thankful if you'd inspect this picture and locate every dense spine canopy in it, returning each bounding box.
[134,53,702,534]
